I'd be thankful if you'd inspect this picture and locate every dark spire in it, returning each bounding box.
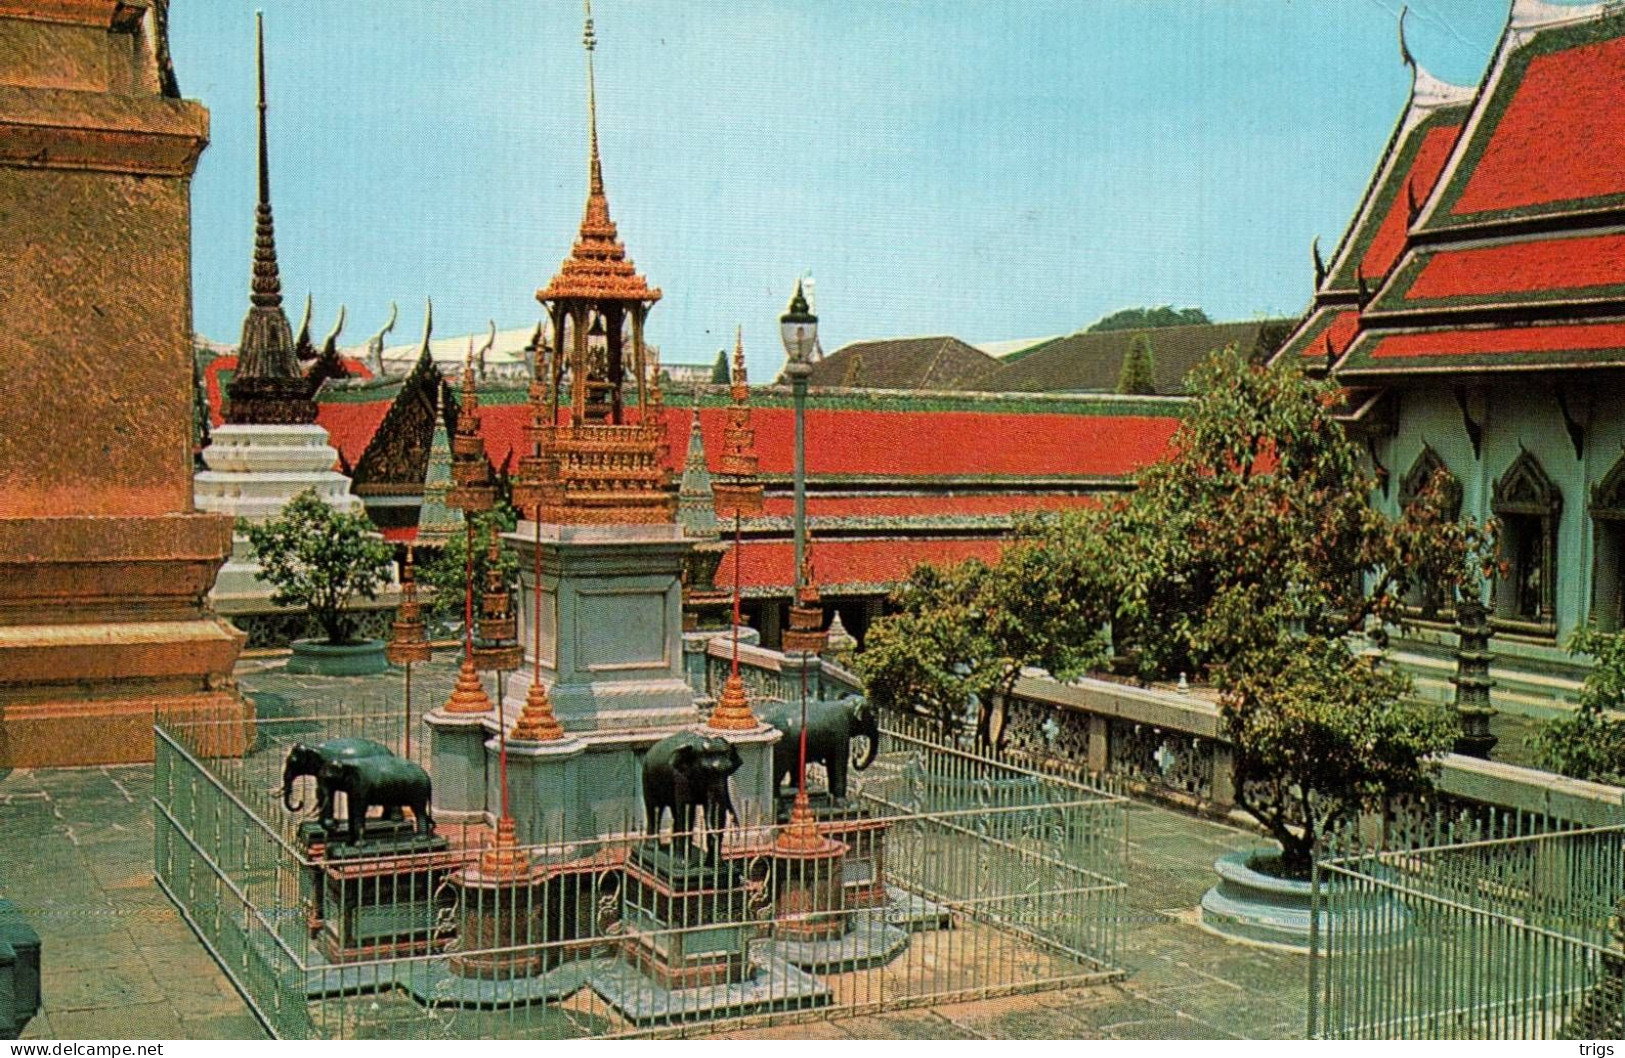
[225,11,315,425]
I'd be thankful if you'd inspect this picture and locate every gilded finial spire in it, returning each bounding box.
[584,0,603,200]
[251,11,280,311]
[226,11,313,424]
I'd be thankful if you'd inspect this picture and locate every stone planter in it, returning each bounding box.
[1200,849,1408,952]
[285,638,390,676]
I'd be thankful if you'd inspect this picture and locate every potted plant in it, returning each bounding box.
[1104,347,1494,946]
[856,346,1495,949]
[245,490,397,675]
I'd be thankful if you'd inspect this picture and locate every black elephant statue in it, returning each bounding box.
[319,755,434,845]
[280,738,394,830]
[641,731,741,855]
[759,694,878,802]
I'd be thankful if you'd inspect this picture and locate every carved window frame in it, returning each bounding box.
[1490,451,1561,636]
[1397,446,1463,622]
[1588,455,1625,631]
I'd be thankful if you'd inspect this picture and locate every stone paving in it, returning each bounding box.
[0,657,1307,1041]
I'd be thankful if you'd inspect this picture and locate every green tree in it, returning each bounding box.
[420,502,521,635]
[856,512,1115,745]
[1532,629,1625,784]
[245,491,396,645]
[710,349,730,385]
[1109,346,1494,874]
[857,344,1494,876]
[1087,305,1211,333]
[1116,333,1157,395]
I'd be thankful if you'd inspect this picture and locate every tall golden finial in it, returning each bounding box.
[584,0,603,201]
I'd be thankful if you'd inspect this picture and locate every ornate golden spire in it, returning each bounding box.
[536,1,660,306]
[385,545,432,666]
[447,341,495,512]
[511,677,564,742]
[708,672,759,731]
[713,327,764,519]
[474,535,522,672]
[782,534,827,656]
[226,12,316,426]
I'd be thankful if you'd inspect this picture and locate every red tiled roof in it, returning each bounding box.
[1279,309,1362,365]
[474,404,1177,481]
[719,537,1009,592]
[317,399,392,469]
[759,494,1099,518]
[1453,33,1625,219]
[1392,231,1625,306]
[1341,319,1625,375]
[1356,122,1465,283]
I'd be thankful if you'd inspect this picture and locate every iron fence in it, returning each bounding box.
[1310,823,1625,1040]
[153,703,1126,1039]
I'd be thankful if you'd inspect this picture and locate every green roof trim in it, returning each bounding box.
[1423,12,1625,232]
[1329,105,1472,291]
[1372,240,1625,314]
[1273,307,1341,364]
[363,382,1188,419]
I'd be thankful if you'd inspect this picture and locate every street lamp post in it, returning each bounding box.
[780,280,818,592]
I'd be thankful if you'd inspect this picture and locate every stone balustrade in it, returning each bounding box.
[701,634,1625,832]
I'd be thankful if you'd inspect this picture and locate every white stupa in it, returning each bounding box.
[192,18,366,604]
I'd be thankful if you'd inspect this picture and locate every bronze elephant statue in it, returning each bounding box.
[641,731,741,856]
[280,738,394,830]
[759,694,878,803]
[319,754,434,845]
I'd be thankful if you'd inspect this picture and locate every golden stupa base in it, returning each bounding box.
[706,672,759,731]
[477,816,531,878]
[511,678,566,742]
[774,790,843,857]
[772,791,848,943]
[442,657,495,714]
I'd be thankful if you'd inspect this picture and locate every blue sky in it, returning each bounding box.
[171,1,1532,378]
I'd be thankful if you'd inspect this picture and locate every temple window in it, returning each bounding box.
[1590,456,1625,632]
[1491,452,1561,632]
[1398,447,1462,620]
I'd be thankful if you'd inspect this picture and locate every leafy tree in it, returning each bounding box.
[856,512,1115,744]
[1116,333,1157,395]
[710,349,730,385]
[858,344,1495,877]
[245,491,396,645]
[1087,305,1211,333]
[420,502,520,635]
[1532,629,1625,784]
[1109,346,1494,875]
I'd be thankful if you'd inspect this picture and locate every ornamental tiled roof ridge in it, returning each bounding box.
[1321,6,1625,379]
[1412,5,1625,238]
[1306,5,1475,308]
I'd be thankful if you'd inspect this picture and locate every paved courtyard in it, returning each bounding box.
[0,658,1306,1041]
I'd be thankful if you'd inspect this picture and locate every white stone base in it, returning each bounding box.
[194,422,375,601]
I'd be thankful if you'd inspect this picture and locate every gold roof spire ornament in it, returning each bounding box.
[446,339,495,513]
[226,12,317,426]
[536,0,661,307]
[385,544,432,667]
[474,535,522,672]
[713,327,764,520]
[528,0,673,526]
